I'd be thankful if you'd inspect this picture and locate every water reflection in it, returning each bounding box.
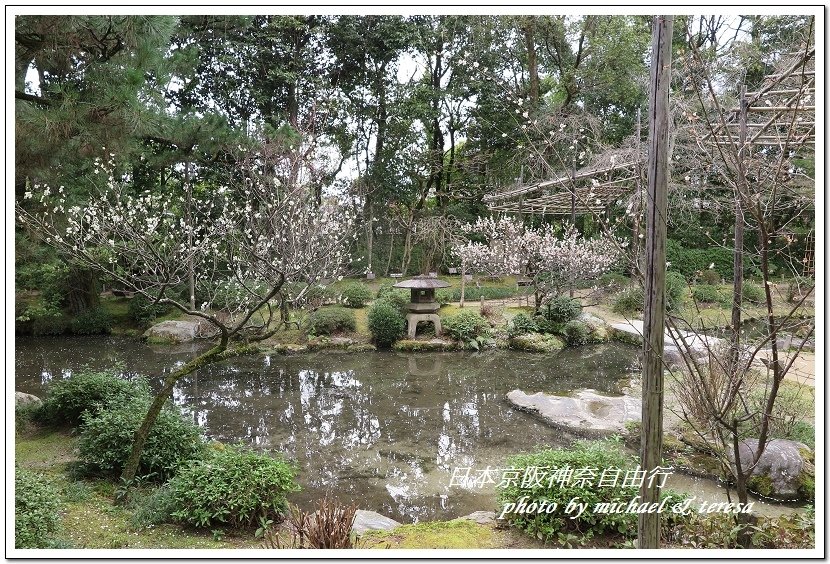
[16,336,637,522]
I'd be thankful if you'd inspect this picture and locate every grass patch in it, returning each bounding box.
[362,520,496,549]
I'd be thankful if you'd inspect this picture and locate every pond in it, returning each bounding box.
[15,336,639,523]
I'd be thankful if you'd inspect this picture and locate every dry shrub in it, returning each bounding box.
[264,495,361,549]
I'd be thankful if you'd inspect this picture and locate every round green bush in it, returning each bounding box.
[545,296,582,323]
[443,310,489,342]
[77,398,206,482]
[367,300,405,347]
[36,370,146,427]
[304,306,356,336]
[697,269,721,286]
[507,313,537,338]
[562,320,590,346]
[374,286,409,316]
[612,286,644,314]
[691,285,723,305]
[168,446,299,529]
[665,272,688,312]
[340,282,373,308]
[742,282,766,304]
[15,467,62,548]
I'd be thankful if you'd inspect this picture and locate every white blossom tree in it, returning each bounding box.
[453,216,622,310]
[17,140,355,483]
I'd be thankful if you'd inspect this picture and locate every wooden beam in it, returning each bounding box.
[639,14,672,550]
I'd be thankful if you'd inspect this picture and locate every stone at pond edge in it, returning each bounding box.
[509,333,565,353]
[16,391,42,409]
[456,511,496,526]
[731,438,815,501]
[307,336,355,351]
[143,319,207,344]
[271,343,309,355]
[393,339,457,352]
[352,510,401,536]
[506,389,640,438]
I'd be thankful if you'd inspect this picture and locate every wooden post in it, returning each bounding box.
[185,160,195,311]
[460,260,466,308]
[638,14,673,550]
[730,86,747,367]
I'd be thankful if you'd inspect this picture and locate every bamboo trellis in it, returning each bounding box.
[483,42,815,217]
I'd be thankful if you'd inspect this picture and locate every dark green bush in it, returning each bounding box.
[304,307,356,336]
[128,295,170,326]
[437,286,517,304]
[31,312,70,336]
[367,300,405,347]
[15,467,62,548]
[376,284,408,301]
[70,306,112,335]
[666,240,734,279]
[498,440,689,545]
[374,286,409,316]
[77,398,206,482]
[36,370,145,427]
[340,282,373,308]
[443,310,489,342]
[598,273,631,292]
[545,296,582,323]
[665,272,687,312]
[507,313,537,338]
[168,446,299,529]
[742,282,765,304]
[562,320,590,346]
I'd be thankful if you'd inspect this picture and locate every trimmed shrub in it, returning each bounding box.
[31,313,70,336]
[666,239,734,279]
[697,269,721,286]
[367,300,405,348]
[304,307,356,336]
[742,282,766,304]
[507,313,537,338]
[168,446,299,529]
[128,295,171,326]
[77,398,206,482]
[665,272,687,312]
[509,333,565,353]
[443,310,489,342]
[36,370,145,427]
[375,286,409,316]
[15,467,63,548]
[70,306,112,335]
[498,440,689,545]
[612,286,644,314]
[691,285,724,305]
[598,272,631,293]
[340,282,373,308]
[562,320,590,346]
[544,296,582,323]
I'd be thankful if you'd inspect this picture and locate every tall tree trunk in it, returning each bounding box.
[638,15,673,550]
[522,17,540,104]
[66,265,100,314]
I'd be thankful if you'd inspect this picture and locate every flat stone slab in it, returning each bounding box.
[507,389,640,437]
[457,511,496,525]
[352,510,401,536]
[611,319,721,360]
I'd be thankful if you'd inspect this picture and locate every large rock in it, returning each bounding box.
[733,439,814,501]
[143,320,206,344]
[351,510,401,536]
[457,511,496,525]
[15,391,42,409]
[507,389,640,437]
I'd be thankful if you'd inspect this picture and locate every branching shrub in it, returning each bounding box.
[340,282,372,308]
[665,272,687,312]
[367,300,405,348]
[697,269,721,286]
[70,306,112,335]
[507,313,537,338]
[36,370,145,427]
[544,296,582,323]
[305,307,356,336]
[443,310,489,342]
[77,398,206,482]
[15,467,62,548]
[562,320,590,346]
[168,446,299,529]
[612,286,644,314]
[691,285,724,305]
[264,496,359,549]
[786,276,814,303]
[612,274,686,314]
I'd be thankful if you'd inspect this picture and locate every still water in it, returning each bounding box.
[15,336,638,522]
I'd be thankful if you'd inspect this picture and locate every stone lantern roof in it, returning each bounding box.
[392,276,451,289]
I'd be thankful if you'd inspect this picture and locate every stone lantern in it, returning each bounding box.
[393,275,451,339]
